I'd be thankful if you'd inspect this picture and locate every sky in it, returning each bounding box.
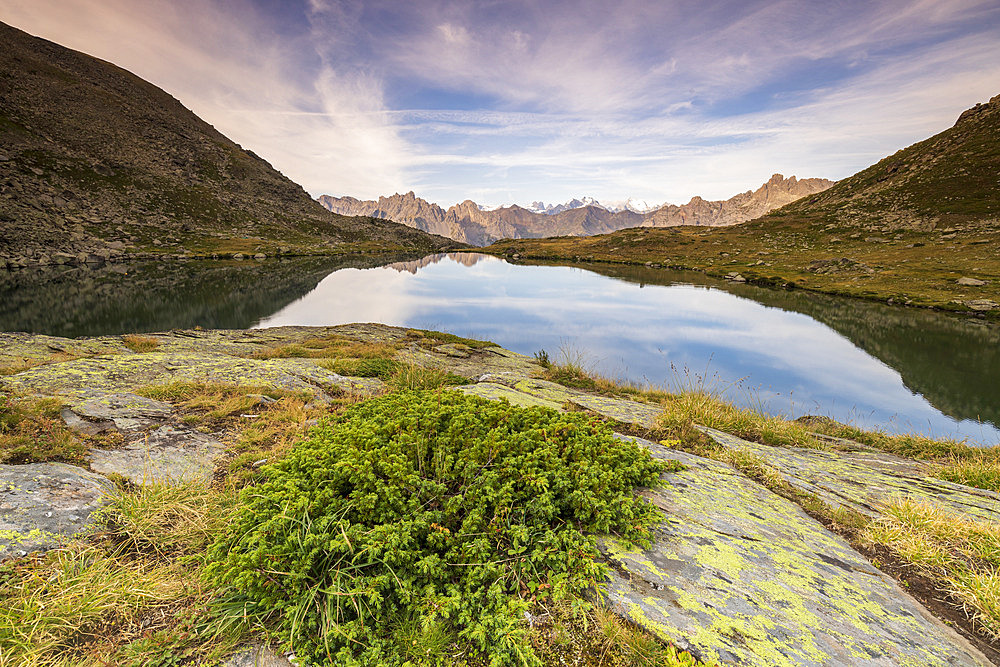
[2,0,999,209]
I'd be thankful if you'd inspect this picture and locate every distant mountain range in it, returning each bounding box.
[318,174,834,246]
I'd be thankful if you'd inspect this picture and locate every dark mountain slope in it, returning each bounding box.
[774,95,1000,231]
[0,21,456,266]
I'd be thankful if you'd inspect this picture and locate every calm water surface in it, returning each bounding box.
[2,252,997,444]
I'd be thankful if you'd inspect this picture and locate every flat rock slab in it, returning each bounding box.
[71,392,173,421]
[462,374,662,428]
[601,436,988,666]
[89,425,225,485]
[0,462,111,559]
[69,391,173,432]
[3,352,352,399]
[699,426,1000,523]
[400,345,539,378]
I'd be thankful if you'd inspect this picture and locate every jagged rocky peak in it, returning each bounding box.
[955,94,1000,126]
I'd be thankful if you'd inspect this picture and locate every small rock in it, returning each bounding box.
[724,272,746,283]
[60,408,113,436]
[253,253,266,260]
[220,646,293,667]
[957,277,987,287]
[233,253,245,260]
[965,299,998,311]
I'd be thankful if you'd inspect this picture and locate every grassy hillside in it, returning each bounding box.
[0,22,458,264]
[485,95,1000,317]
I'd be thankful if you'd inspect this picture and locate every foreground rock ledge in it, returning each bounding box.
[0,325,994,665]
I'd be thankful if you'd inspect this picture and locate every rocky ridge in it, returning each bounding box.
[0,325,995,665]
[0,22,456,268]
[318,174,834,246]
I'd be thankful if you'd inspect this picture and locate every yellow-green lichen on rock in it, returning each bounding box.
[0,462,111,560]
[464,373,663,427]
[698,426,1000,523]
[597,436,989,666]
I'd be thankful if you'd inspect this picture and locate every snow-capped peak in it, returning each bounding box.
[526,196,660,215]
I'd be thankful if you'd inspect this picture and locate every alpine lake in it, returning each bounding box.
[2,251,997,445]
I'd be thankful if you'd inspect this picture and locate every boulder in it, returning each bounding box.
[965,299,998,311]
[957,277,988,286]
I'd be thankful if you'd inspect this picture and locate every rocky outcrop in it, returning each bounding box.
[318,175,834,246]
[0,462,111,559]
[602,437,988,666]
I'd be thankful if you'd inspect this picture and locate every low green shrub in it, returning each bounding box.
[206,391,666,666]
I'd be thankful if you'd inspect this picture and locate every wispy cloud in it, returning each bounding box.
[1,0,998,205]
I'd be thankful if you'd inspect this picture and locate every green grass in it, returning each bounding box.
[937,458,1000,492]
[404,328,498,350]
[319,356,400,379]
[387,362,468,390]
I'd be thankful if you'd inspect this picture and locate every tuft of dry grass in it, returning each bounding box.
[121,335,160,353]
[0,483,245,667]
[936,457,1000,493]
[0,393,102,464]
[250,335,398,361]
[529,602,716,666]
[0,351,82,376]
[96,482,237,558]
[863,498,1000,638]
